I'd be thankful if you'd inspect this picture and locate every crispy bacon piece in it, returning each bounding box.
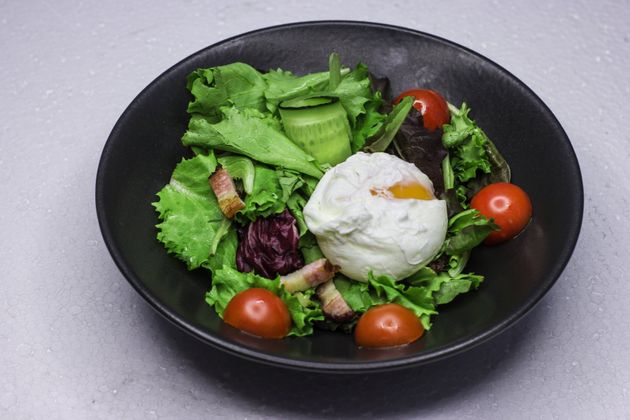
[316,280,355,323]
[209,168,245,219]
[280,259,338,293]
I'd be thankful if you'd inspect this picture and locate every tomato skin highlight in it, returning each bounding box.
[354,304,424,348]
[394,89,450,131]
[223,288,291,339]
[471,182,533,245]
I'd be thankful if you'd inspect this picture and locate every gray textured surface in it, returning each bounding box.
[2,0,629,418]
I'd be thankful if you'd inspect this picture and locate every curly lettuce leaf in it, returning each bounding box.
[334,265,486,330]
[443,209,499,255]
[407,267,483,306]
[186,63,266,120]
[329,63,374,127]
[263,68,339,113]
[276,169,307,202]
[442,103,511,205]
[334,272,437,330]
[233,165,310,223]
[152,153,230,270]
[235,165,284,223]
[182,107,323,179]
[205,266,324,336]
[432,274,483,305]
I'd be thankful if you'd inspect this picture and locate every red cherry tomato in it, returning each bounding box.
[471,182,533,245]
[394,89,450,131]
[354,304,424,348]
[223,288,291,339]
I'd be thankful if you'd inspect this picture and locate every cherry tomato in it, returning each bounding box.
[354,304,424,348]
[471,182,533,245]
[223,288,291,339]
[394,89,450,131]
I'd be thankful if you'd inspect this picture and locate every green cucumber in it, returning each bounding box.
[279,96,352,166]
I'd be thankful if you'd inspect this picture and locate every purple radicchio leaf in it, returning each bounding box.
[236,209,304,278]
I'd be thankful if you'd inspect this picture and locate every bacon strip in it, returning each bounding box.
[280,259,338,293]
[316,280,355,323]
[209,168,245,219]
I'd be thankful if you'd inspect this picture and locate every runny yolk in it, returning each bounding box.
[370,181,433,200]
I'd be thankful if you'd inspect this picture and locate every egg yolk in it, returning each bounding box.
[371,181,433,200]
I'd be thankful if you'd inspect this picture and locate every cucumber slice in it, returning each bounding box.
[279,96,352,166]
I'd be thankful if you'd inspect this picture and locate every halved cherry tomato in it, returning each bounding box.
[394,89,450,131]
[355,303,424,348]
[471,182,532,245]
[223,288,291,339]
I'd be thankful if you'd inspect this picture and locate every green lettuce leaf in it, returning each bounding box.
[442,103,511,205]
[329,63,374,127]
[334,266,486,330]
[297,232,324,264]
[153,153,230,270]
[276,169,306,203]
[205,266,324,336]
[334,276,383,312]
[231,164,315,224]
[186,63,266,120]
[327,52,342,91]
[335,272,437,330]
[287,192,308,237]
[235,165,284,223]
[432,273,483,305]
[217,155,255,195]
[182,107,323,179]
[363,96,413,153]
[263,68,338,113]
[407,268,483,306]
[444,209,499,255]
[203,226,238,273]
[351,91,387,152]
[265,60,378,134]
[367,272,436,329]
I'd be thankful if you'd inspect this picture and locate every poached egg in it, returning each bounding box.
[303,152,448,282]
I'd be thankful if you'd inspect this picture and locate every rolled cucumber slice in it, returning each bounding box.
[279,96,352,166]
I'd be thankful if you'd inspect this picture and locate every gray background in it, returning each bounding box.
[2,0,629,418]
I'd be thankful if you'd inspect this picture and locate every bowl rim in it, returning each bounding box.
[95,20,584,373]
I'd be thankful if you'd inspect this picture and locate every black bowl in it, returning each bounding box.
[96,21,583,373]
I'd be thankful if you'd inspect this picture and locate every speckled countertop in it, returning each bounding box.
[2,0,629,418]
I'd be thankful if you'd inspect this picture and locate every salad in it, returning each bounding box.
[153,53,532,348]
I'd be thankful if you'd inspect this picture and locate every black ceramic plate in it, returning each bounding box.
[96,21,583,373]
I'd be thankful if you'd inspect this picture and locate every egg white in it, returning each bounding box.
[303,152,448,282]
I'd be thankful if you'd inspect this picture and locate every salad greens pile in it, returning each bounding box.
[153,53,508,336]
